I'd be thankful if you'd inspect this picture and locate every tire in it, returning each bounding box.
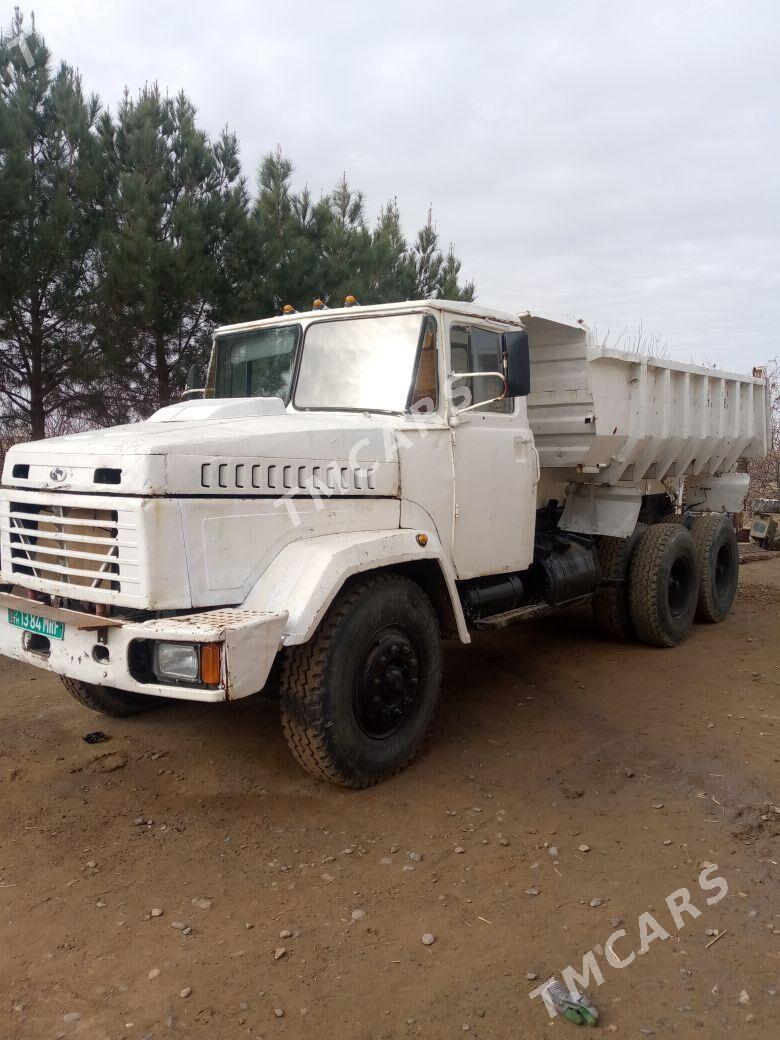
[61,676,164,717]
[592,524,646,640]
[691,513,739,623]
[629,524,699,647]
[279,573,443,788]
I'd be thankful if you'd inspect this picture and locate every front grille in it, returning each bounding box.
[2,500,135,593]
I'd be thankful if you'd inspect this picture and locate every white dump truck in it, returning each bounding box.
[0,301,770,786]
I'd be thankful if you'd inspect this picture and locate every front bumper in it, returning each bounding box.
[0,594,288,703]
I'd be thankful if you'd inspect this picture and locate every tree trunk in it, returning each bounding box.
[154,329,171,409]
[29,317,45,440]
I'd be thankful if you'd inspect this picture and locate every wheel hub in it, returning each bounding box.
[354,630,421,738]
[667,556,691,617]
[714,543,732,596]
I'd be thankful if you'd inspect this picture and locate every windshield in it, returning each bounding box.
[295,314,424,412]
[214,325,299,401]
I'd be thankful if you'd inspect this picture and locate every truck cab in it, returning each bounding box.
[0,301,768,786]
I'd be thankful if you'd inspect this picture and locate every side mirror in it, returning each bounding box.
[502,330,530,397]
[182,363,205,401]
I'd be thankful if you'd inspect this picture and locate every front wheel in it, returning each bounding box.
[61,677,165,717]
[279,573,443,787]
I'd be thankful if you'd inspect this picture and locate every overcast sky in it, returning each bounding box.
[23,0,780,371]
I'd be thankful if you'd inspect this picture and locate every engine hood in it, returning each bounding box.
[2,402,401,498]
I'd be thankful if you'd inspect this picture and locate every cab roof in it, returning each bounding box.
[214,299,526,337]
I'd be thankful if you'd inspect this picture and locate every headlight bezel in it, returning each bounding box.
[128,639,223,689]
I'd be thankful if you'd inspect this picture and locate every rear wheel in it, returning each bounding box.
[61,677,164,717]
[592,524,646,640]
[280,573,442,787]
[692,513,739,622]
[629,524,699,647]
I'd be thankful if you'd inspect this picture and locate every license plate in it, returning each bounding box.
[7,608,65,640]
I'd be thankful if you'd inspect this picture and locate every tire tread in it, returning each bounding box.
[592,525,645,640]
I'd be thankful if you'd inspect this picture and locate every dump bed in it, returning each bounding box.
[524,315,770,484]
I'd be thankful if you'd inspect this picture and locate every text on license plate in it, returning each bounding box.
[7,609,65,640]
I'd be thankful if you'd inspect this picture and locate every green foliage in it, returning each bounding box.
[0,9,105,437]
[96,85,246,410]
[0,10,476,434]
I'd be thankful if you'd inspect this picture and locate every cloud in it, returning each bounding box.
[24,0,780,369]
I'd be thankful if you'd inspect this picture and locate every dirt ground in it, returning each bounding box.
[1,561,779,1040]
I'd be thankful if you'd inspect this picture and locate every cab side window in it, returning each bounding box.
[450,325,512,414]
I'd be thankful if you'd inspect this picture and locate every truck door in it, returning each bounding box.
[448,320,538,579]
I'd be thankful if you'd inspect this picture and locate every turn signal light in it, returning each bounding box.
[200,643,221,685]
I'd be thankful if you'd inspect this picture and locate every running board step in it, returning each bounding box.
[472,594,592,630]
[472,601,551,630]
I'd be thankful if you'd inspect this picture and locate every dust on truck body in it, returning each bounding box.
[0,302,770,786]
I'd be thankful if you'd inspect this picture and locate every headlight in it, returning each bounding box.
[153,642,199,682]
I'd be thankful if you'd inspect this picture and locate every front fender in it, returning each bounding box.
[241,528,469,645]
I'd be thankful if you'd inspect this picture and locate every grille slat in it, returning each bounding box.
[10,556,119,584]
[0,538,137,566]
[5,507,133,531]
[0,522,136,548]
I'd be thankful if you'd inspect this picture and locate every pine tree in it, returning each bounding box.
[408,209,475,302]
[96,85,245,413]
[409,209,444,299]
[367,198,415,302]
[320,174,372,305]
[438,245,475,302]
[0,9,105,438]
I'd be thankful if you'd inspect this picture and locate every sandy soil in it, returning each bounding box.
[1,560,779,1039]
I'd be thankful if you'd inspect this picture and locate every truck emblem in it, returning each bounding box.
[49,467,67,482]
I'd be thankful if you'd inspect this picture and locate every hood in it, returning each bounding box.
[2,400,401,497]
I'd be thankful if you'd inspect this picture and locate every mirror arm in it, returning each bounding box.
[449,371,508,416]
